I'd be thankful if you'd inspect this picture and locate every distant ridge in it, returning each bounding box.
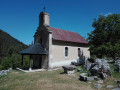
[0,29,28,59]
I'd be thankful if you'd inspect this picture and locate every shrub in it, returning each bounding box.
[22,55,29,68]
[0,65,4,70]
[0,54,30,70]
[1,57,12,69]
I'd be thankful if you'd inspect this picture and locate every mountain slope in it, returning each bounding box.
[0,29,28,58]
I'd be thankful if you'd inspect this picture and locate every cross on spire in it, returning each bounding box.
[43,6,46,12]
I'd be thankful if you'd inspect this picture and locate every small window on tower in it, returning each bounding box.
[65,47,68,57]
[78,48,81,57]
[40,13,44,25]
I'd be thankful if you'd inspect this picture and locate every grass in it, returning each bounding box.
[0,69,94,90]
[110,64,120,79]
[0,64,120,90]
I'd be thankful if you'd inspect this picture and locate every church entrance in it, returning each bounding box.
[33,55,43,69]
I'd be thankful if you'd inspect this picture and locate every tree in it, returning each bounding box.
[87,14,120,59]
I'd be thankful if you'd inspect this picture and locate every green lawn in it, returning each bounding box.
[0,69,94,90]
[0,68,119,90]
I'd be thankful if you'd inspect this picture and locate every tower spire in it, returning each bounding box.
[43,0,46,12]
[43,6,46,12]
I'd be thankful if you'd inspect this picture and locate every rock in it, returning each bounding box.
[0,68,12,77]
[87,76,94,81]
[111,88,120,90]
[117,65,120,72]
[8,68,12,72]
[80,73,97,81]
[80,73,87,81]
[106,85,114,89]
[88,82,92,83]
[89,59,111,79]
[97,80,103,84]
[94,84,103,89]
[62,65,76,70]
[117,80,120,88]
[99,72,107,79]
[71,61,77,66]
[62,65,76,74]
[114,60,120,72]
[84,59,92,70]
[76,68,81,72]
[94,76,99,80]
[67,70,75,75]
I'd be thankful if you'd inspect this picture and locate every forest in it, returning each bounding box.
[0,29,29,70]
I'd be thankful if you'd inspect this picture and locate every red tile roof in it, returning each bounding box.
[49,27,88,44]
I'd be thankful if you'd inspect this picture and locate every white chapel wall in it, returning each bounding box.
[49,40,90,68]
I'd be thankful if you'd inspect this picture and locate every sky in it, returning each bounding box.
[0,0,120,45]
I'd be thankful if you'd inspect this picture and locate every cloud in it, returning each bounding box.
[104,12,112,17]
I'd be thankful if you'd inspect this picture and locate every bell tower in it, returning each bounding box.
[39,11,49,27]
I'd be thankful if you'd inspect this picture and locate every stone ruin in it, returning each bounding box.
[78,58,111,80]
[63,58,120,89]
[0,68,12,77]
[89,59,111,79]
[114,59,120,72]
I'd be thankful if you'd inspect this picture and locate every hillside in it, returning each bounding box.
[0,29,28,59]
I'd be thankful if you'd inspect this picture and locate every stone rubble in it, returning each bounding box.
[0,68,12,77]
[94,84,103,89]
[89,59,111,79]
[80,73,98,81]
[111,88,120,90]
[106,85,114,89]
[97,80,103,84]
[114,60,120,72]
[117,80,120,88]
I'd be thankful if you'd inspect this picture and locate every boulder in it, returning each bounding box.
[117,80,120,88]
[80,73,87,81]
[94,84,103,89]
[80,73,98,81]
[0,70,7,76]
[84,59,92,70]
[0,68,12,77]
[97,80,103,84]
[106,85,114,89]
[89,59,111,79]
[114,60,120,72]
[87,76,95,81]
[111,88,120,90]
[62,65,76,74]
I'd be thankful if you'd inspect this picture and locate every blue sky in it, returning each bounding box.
[0,0,120,45]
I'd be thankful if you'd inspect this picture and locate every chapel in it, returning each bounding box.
[20,11,90,70]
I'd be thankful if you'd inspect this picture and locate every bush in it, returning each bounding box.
[88,55,96,63]
[0,65,4,70]
[1,57,12,69]
[0,54,30,70]
[22,55,29,68]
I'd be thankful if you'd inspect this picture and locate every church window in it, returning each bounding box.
[65,47,68,57]
[78,48,81,57]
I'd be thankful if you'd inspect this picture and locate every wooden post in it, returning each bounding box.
[29,55,31,71]
[22,55,23,66]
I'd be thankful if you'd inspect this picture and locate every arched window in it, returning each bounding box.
[78,48,81,57]
[65,47,68,57]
